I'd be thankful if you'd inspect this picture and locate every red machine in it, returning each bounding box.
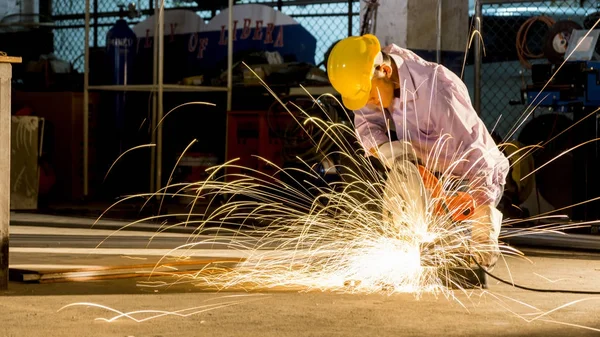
[225,110,293,182]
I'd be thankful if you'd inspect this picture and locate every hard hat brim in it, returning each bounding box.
[342,90,370,111]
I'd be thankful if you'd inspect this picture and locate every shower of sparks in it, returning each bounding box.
[92,80,600,302]
[97,85,526,297]
[72,8,600,331]
[95,46,600,298]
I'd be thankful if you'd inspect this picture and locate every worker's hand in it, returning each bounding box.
[370,140,419,169]
[469,203,502,269]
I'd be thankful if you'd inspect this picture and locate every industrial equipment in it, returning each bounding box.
[519,21,600,226]
[225,94,341,185]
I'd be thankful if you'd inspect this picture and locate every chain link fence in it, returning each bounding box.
[51,0,600,136]
[476,0,598,140]
[51,0,360,73]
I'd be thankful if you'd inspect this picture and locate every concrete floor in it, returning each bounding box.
[2,213,600,336]
[2,255,600,337]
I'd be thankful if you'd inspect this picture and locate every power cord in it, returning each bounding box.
[472,256,600,294]
[515,15,556,69]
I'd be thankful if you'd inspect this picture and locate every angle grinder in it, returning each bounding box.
[388,160,488,289]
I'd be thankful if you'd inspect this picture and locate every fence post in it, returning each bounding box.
[474,0,482,115]
[348,0,353,36]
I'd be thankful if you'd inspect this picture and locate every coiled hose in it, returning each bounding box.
[516,15,556,69]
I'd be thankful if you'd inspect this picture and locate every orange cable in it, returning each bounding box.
[516,15,556,69]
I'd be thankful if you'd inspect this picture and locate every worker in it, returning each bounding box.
[326,34,510,269]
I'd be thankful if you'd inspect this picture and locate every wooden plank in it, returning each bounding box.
[0,63,12,290]
[0,55,21,64]
[8,257,244,283]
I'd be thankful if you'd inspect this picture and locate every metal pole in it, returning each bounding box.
[93,0,98,48]
[83,0,90,197]
[227,0,233,112]
[474,0,482,115]
[436,0,442,64]
[225,0,233,170]
[156,0,165,194]
[347,0,353,36]
[150,0,159,193]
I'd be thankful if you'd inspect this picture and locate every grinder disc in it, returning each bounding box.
[543,20,583,64]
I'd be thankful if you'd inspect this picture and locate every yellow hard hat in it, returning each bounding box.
[327,34,381,110]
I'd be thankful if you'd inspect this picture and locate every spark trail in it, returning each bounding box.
[77,3,600,330]
[108,88,518,297]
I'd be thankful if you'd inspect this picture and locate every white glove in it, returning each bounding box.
[469,204,502,269]
[374,140,419,169]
